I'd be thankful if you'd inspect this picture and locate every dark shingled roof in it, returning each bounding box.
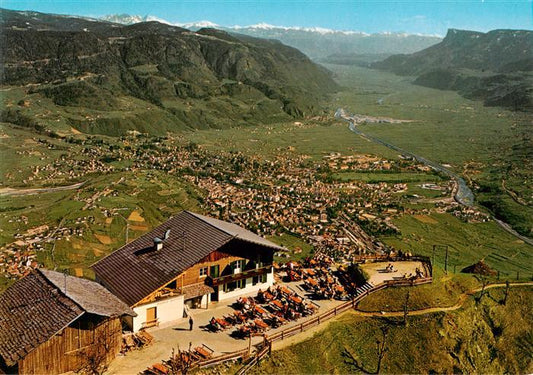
[181,283,215,300]
[92,211,283,306]
[40,269,136,317]
[0,269,135,367]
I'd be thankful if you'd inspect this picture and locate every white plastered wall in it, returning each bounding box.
[132,294,185,332]
[217,269,274,301]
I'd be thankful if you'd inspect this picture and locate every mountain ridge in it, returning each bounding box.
[372,28,533,111]
[98,13,442,58]
[0,8,338,135]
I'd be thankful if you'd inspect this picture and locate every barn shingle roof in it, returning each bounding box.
[40,269,136,317]
[0,269,134,367]
[91,211,283,306]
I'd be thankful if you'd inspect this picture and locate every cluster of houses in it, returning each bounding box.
[442,202,491,223]
[193,156,407,261]
[0,132,467,373]
[1,134,447,286]
[0,219,89,282]
[0,211,283,374]
[0,247,39,280]
[322,152,432,173]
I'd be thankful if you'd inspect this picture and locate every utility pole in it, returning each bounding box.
[502,280,510,305]
[63,269,68,294]
[403,291,410,327]
[444,246,449,274]
[114,208,131,244]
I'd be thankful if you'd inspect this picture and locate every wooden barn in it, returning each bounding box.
[0,269,135,374]
[92,211,284,331]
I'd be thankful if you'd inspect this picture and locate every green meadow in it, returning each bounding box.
[324,64,532,237]
[250,286,533,374]
[0,62,531,292]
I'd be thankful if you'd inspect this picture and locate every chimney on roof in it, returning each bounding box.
[164,229,171,240]
[154,237,163,251]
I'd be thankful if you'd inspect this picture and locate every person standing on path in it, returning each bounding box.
[189,316,194,331]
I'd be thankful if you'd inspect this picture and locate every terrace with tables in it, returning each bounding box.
[106,257,430,374]
[106,281,344,375]
[359,260,428,285]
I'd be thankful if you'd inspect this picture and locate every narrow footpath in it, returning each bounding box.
[352,282,533,317]
[272,282,533,351]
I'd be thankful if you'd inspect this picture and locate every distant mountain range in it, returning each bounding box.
[0,9,338,135]
[99,14,442,59]
[373,29,533,111]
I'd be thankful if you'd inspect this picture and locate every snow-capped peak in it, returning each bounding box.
[99,14,219,29]
[145,15,174,25]
[233,23,368,36]
[100,14,147,24]
[97,14,439,38]
[177,20,220,29]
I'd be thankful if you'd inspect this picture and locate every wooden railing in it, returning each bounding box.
[197,348,250,368]
[207,266,272,286]
[236,276,432,374]
[235,344,270,375]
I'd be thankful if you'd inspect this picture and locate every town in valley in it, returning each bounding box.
[0,2,531,375]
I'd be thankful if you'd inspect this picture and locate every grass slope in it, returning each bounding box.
[251,286,533,374]
[0,167,202,288]
[381,213,532,278]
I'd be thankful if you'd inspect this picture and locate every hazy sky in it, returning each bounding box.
[3,0,532,35]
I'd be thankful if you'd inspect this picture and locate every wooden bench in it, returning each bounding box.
[290,296,303,305]
[254,319,269,331]
[145,362,169,375]
[141,319,159,329]
[254,305,267,316]
[194,344,214,359]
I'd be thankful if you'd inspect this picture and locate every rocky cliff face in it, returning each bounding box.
[372,29,532,111]
[374,29,532,75]
[0,9,338,134]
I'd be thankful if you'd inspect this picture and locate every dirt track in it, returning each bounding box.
[0,181,85,196]
[352,282,533,317]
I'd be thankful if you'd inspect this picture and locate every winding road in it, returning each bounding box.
[336,108,533,246]
[0,181,86,197]
[336,108,474,206]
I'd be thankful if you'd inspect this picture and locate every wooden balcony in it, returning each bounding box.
[207,265,272,286]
